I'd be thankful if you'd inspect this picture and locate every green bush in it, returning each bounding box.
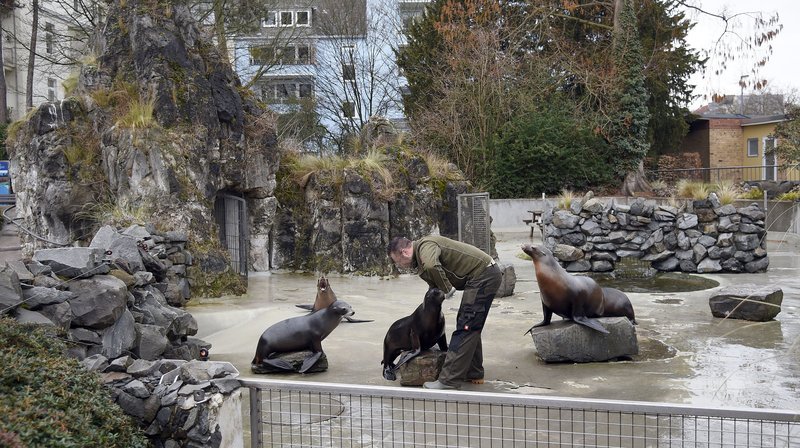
[489,108,616,198]
[0,317,148,448]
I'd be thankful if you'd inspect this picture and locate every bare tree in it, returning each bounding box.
[311,0,405,152]
[26,0,38,109]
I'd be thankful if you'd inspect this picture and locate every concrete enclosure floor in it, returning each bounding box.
[191,229,800,411]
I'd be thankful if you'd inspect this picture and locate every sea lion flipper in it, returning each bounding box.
[395,348,421,369]
[573,316,610,334]
[382,366,397,381]
[295,304,314,311]
[344,316,374,323]
[262,358,295,371]
[299,352,323,373]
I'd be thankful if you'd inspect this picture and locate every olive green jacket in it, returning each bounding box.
[412,235,493,292]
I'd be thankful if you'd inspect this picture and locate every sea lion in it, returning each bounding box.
[252,300,354,373]
[521,244,636,334]
[296,276,372,323]
[601,287,637,325]
[381,288,448,381]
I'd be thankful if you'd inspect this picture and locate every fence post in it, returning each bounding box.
[249,387,262,448]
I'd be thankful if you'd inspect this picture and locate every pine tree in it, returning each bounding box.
[610,0,651,187]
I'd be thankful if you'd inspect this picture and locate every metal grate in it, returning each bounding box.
[242,379,800,448]
[213,193,249,275]
[457,192,491,255]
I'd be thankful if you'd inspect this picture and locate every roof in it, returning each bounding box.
[740,114,789,126]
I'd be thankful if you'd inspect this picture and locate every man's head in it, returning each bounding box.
[387,236,413,268]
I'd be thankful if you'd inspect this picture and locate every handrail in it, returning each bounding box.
[2,205,72,247]
[240,377,800,422]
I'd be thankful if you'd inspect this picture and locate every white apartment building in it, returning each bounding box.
[233,0,429,149]
[1,1,96,121]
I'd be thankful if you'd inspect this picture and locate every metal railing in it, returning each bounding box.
[647,165,800,184]
[241,378,800,447]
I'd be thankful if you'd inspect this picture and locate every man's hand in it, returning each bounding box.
[445,287,457,300]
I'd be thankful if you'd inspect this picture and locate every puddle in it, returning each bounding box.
[587,272,720,293]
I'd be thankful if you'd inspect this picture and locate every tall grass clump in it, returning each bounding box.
[676,179,710,200]
[556,189,575,210]
[711,180,740,205]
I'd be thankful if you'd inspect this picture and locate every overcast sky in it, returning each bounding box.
[683,0,798,109]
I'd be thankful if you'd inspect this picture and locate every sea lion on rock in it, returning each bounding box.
[296,276,372,323]
[521,244,636,334]
[252,300,354,373]
[381,288,448,381]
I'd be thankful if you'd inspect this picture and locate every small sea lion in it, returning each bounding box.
[381,288,448,381]
[252,300,354,373]
[296,276,372,323]
[521,244,636,334]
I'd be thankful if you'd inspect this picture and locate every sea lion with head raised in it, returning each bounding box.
[521,244,635,334]
[296,276,372,323]
[252,300,354,373]
[381,288,448,381]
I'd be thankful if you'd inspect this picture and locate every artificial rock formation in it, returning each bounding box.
[542,193,769,274]
[272,149,471,275]
[7,0,279,296]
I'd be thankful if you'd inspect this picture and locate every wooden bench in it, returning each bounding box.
[525,210,544,239]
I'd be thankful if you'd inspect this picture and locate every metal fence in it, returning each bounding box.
[647,165,800,185]
[213,193,249,275]
[241,378,800,448]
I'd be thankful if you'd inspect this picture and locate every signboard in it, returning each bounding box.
[0,161,8,177]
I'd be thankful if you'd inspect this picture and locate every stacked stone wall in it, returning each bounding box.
[542,193,769,274]
[2,224,245,446]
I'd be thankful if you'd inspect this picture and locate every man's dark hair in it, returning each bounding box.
[387,236,412,256]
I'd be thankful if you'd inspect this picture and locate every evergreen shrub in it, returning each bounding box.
[0,317,147,448]
[490,109,616,198]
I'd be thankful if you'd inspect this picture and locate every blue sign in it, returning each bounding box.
[0,161,7,177]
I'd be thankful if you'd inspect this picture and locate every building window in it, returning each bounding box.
[298,83,313,99]
[342,101,355,118]
[249,46,275,65]
[262,79,314,103]
[764,137,776,155]
[47,78,57,102]
[297,44,310,64]
[342,63,355,80]
[341,45,355,80]
[45,23,54,54]
[280,11,293,26]
[747,138,758,157]
[261,12,277,27]
[296,10,310,26]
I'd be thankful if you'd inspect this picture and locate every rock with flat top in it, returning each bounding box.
[708,284,782,321]
[531,317,638,363]
[398,350,446,386]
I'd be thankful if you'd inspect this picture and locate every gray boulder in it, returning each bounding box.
[709,284,782,321]
[496,263,516,298]
[530,317,638,363]
[6,260,34,283]
[135,323,169,360]
[67,275,128,329]
[22,286,76,309]
[0,265,23,314]
[33,247,109,279]
[102,309,137,358]
[398,350,447,386]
